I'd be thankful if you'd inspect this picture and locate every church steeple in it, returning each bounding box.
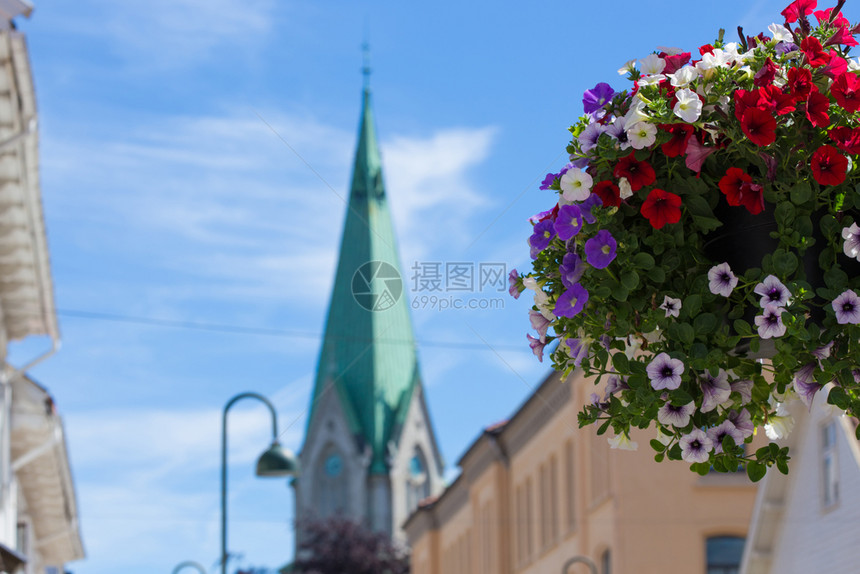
[306,84,420,475]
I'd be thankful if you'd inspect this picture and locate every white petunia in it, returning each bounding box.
[768,23,793,43]
[673,88,703,123]
[764,402,795,440]
[560,168,593,202]
[608,433,638,451]
[842,223,860,260]
[656,45,685,55]
[639,53,666,75]
[623,95,651,129]
[618,59,637,76]
[637,74,666,86]
[627,122,657,149]
[669,65,698,87]
[618,177,633,199]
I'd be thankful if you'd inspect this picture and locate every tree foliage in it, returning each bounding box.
[290,516,410,574]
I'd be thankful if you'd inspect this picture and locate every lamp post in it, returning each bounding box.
[562,555,598,574]
[172,561,207,574]
[221,392,299,574]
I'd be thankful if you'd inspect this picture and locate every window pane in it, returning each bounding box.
[706,536,745,574]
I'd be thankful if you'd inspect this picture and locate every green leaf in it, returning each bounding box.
[747,461,767,482]
[621,270,640,290]
[693,313,718,335]
[775,201,796,226]
[824,265,849,290]
[632,252,655,270]
[649,267,666,282]
[611,283,630,302]
[828,386,850,410]
[612,352,630,374]
[772,250,798,276]
[733,319,752,336]
[683,294,702,318]
[790,181,812,205]
[650,439,666,453]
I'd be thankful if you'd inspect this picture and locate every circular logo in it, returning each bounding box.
[351,261,403,312]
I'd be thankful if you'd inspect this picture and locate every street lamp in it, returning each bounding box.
[563,555,598,574]
[172,560,207,574]
[221,392,299,574]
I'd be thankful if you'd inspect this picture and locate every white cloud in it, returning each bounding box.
[383,127,497,264]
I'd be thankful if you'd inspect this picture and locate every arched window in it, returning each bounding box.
[315,445,348,517]
[406,447,430,514]
[706,536,745,574]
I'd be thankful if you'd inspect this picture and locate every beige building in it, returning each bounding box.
[405,370,760,574]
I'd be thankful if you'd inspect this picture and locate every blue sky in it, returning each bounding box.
[9,1,860,572]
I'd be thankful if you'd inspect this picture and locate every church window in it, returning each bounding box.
[315,445,348,517]
[407,447,430,514]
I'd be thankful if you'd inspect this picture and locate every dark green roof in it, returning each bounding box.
[307,88,420,474]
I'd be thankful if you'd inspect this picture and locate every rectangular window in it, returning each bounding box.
[591,429,610,503]
[515,484,527,565]
[550,454,559,542]
[566,440,575,531]
[539,463,548,549]
[526,477,534,560]
[822,420,839,508]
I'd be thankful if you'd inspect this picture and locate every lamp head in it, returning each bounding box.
[255,441,299,477]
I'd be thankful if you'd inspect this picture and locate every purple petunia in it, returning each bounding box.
[646,352,685,390]
[528,219,556,257]
[660,295,682,318]
[754,275,790,308]
[508,269,521,299]
[706,420,744,454]
[554,204,584,241]
[833,289,860,324]
[578,122,607,153]
[708,262,738,297]
[564,337,590,368]
[700,369,732,413]
[559,252,585,289]
[554,283,589,318]
[728,409,755,439]
[539,172,557,191]
[584,229,617,269]
[793,363,821,409]
[730,379,753,406]
[604,374,629,400]
[579,193,603,224]
[755,304,787,339]
[680,428,713,463]
[582,82,616,114]
[527,333,546,362]
[529,309,552,343]
[657,400,695,427]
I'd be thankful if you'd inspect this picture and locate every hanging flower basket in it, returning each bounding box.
[512,0,860,481]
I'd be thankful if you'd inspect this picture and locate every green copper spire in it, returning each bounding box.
[307,85,420,474]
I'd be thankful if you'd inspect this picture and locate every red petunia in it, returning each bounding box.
[740,108,777,146]
[831,72,860,113]
[788,67,813,102]
[801,36,830,67]
[782,0,817,24]
[758,85,796,115]
[811,145,848,186]
[592,180,621,208]
[661,52,691,74]
[822,49,849,79]
[805,88,831,127]
[754,58,779,87]
[698,44,715,56]
[659,124,695,157]
[640,188,682,229]
[613,153,656,191]
[718,167,765,215]
[829,126,860,154]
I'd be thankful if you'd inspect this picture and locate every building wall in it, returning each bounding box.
[405,371,760,574]
[764,407,860,574]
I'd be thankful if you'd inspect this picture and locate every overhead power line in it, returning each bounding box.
[55,308,526,352]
